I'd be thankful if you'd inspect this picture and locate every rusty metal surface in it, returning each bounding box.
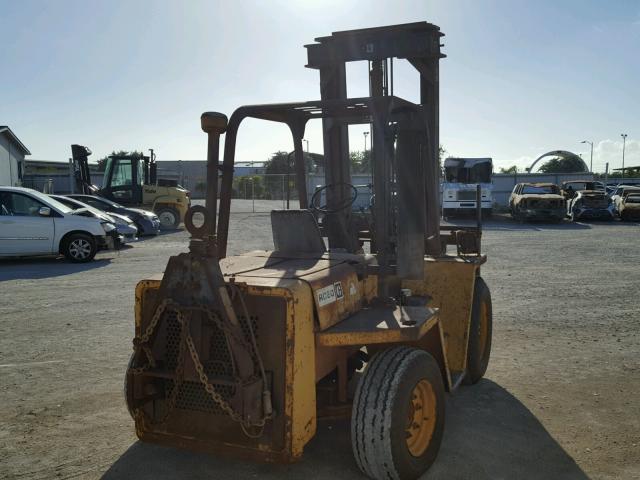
[316,305,438,347]
[402,256,479,374]
[509,183,565,220]
[130,276,317,463]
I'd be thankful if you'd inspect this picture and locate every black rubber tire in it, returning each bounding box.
[351,346,445,480]
[464,277,492,385]
[61,233,97,263]
[156,206,180,230]
[124,353,135,420]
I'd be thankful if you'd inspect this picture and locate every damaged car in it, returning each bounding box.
[610,185,640,215]
[561,180,605,200]
[567,190,614,221]
[509,183,566,222]
[50,194,138,245]
[618,192,640,221]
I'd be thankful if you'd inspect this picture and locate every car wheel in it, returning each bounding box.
[62,233,97,263]
[156,207,180,230]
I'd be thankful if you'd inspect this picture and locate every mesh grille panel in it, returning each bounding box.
[159,310,260,415]
[170,380,236,414]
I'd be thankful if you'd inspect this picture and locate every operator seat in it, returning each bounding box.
[271,210,326,254]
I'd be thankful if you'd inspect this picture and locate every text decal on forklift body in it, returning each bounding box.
[316,282,344,307]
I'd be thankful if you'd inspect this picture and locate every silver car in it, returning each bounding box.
[50,195,138,244]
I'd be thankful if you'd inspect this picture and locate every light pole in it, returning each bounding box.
[580,140,593,172]
[621,134,627,181]
[363,131,369,153]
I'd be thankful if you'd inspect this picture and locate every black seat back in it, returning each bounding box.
[271,210,326,254]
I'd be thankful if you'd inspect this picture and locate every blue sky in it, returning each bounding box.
[1,0,639,172]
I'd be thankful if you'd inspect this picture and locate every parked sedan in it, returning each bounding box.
[66,194,160,235]
[0,187,117,262]
[50,195,138,244]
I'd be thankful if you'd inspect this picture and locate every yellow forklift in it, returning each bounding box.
[71,145,190,229]
[125,22,492,479]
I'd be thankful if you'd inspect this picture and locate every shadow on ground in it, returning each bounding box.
[0,257,111,281]
[102,380,587,480]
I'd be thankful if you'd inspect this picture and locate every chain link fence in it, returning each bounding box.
[228,174,301,213]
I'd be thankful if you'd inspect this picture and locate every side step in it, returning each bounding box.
[316,305,439,347]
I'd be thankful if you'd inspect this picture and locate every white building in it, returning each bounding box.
[0,126,31,186]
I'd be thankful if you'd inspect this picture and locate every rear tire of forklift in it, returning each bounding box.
[156,206,180,230]
[123,353,135,420]
[351,346,445,480]
[464,277,492,385]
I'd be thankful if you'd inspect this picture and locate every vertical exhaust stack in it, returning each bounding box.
[201,112,228,237]
[185,112,228,256]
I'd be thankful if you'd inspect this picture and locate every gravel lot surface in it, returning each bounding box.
[1,202,638,480]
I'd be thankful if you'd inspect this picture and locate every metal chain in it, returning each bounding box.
[127,299,269,430]
[179,312,244,423]
[128,298,171,375]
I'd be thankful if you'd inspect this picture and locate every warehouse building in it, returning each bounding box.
[0,126,31,186]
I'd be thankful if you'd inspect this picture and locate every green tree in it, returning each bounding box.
[232,175,265,199]
[350,150,372,174]
[348,145,444,174]
[538,155,587,173]
[195,181,207,195]
[97,150,144,172]
[438,144,446,167]
[499,165,518,174]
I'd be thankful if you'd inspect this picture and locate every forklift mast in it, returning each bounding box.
[70,144,99,195]
[214,22,445,299]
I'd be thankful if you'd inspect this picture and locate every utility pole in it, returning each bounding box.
[604,162,609,191]
[363,131,369,153]
[580,140,593,172]
[621,134,627,181]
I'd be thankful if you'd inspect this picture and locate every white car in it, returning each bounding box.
[0,186,117,262]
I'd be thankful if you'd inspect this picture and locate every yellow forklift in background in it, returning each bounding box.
[71,145,190,229]
[125,22,492,480]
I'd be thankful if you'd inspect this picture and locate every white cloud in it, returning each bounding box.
[592,138,640,173]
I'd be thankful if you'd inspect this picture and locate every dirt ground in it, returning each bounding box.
[1,202,639,479]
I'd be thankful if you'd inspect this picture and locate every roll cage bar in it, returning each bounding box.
[202,22,453,299]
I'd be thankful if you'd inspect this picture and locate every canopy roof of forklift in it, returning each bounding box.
[226,95,424,127]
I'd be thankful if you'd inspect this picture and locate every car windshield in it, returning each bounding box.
[522,185,557,194]
[76,195,123,209]
[563,182,586,191]
[26,189,73,214]
[52,196,107,217]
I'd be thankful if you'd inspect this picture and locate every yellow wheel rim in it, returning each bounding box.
[405,379,437,457]
[478,300,489,357]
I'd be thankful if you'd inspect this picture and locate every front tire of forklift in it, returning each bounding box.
[156,206,180,230]
[351,346,445,480]
[123,353,135,420]
[464,277,492,385]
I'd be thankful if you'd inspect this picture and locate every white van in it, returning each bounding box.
[0,186,116,262]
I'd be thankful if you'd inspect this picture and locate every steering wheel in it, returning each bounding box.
[310,182,359,214]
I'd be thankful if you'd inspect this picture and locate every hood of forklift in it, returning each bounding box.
[220,251,377,331]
